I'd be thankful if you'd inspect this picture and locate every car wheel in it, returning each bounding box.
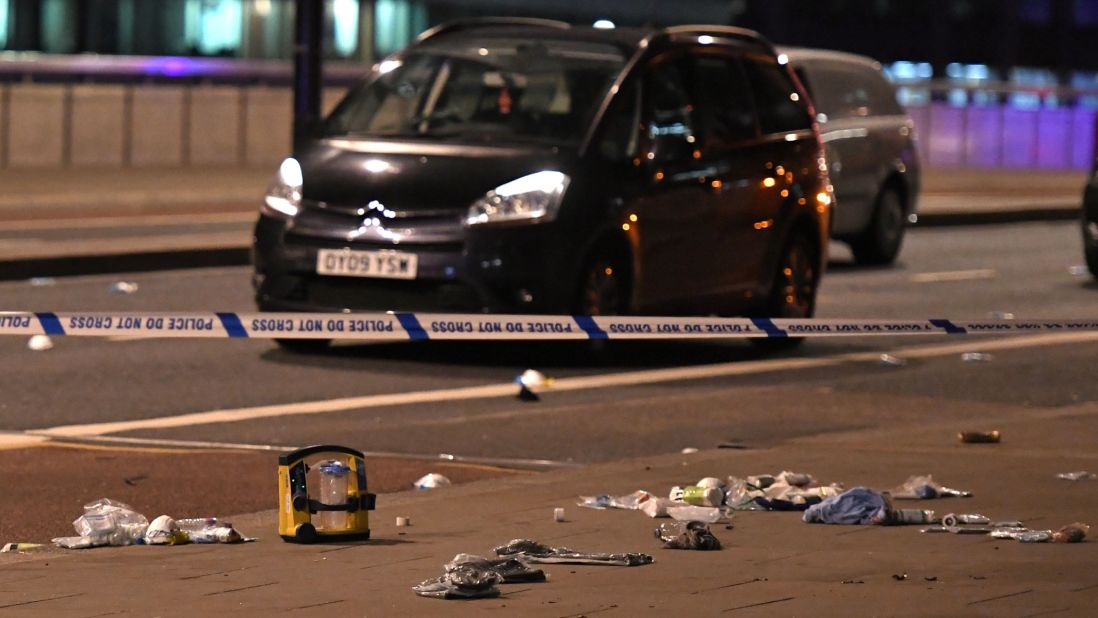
[275,338,331,354]
[752,232,818,350]
[575,252,628,316]
[1084,219,1098,279]
[851,187,905,266]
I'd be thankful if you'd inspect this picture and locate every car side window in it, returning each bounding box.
[741,54,813,135]
[597,79,641,162]
[640,54,698,164]
[686,53,759,151]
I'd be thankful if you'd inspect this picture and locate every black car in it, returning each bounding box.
[1084,160,1098,277]
[781,47,920,265]
[253,18,832,350]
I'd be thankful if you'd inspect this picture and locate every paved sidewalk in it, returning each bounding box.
[2,399,1096,615]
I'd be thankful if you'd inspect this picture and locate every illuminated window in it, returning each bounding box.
[375,0,427,56]
[331,0,359,57]
[0,0,8,48]
[185,0,243,56]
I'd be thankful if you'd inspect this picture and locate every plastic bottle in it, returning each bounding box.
[668,485,724,507]
[317,460,350,530]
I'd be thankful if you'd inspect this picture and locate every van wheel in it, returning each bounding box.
[752,232,818,350]
[275,338,331,354]
[851,187,905,265]
[575,252,628,316]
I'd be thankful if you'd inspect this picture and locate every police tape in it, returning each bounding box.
[3,311,1098,341]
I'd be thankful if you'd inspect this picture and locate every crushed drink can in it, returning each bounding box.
[889,509,936,525]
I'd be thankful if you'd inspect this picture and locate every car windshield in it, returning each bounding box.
[323,36,627,145]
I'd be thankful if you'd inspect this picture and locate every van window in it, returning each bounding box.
[641,55,698,163]
[687,54,758,151]
[803,63,903,119]
[741,54,813,135]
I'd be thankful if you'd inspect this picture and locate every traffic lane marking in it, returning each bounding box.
[31,331,1098,439]
[911,269,998,283]
[0,432,46,450]
[0,212,254,232]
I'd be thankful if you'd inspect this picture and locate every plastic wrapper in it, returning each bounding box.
[655,521,722,550]
[667,505,724,523]
[412,564,503,599]
[891,475,972,499]
[494,539,653,566]
[444,554,547,583]
[639,497,683,518]
[110,281,139,294]
[725,471,841,511]
[413,473,451,490]
[187,525,246,544]
[1056,471,1097,481]
[27,335,54,351]
[577,490,653,510]
[69,498,149,547]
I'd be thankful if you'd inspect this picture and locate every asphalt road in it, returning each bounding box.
[2,220,1096,466]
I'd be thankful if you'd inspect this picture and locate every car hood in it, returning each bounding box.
[298,138,574,213]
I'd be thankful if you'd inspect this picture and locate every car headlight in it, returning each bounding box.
[464,171,569,226]
[262,158,303,219]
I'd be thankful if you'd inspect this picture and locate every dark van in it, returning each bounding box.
[253,19,832,350]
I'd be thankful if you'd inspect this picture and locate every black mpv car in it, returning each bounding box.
[254,19,832,349]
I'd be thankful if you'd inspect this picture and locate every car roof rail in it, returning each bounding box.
[415,18,573,44]
[648,25,776,55]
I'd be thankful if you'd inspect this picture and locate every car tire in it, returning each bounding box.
[1084,218,1098,279]
[851,187,905,266]
[574,251,629,316]
[275,338,331,354]
[752,231,819,350]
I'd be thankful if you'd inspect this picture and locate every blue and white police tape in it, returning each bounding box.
[3,311,1098,341]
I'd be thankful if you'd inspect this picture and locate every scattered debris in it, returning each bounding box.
[889,509,937,524]
[803,487,889,525]
[438,453,456,461]
[447,554,547,583]
[717,442,748,449]
[667,505,723,523]
[681,447,699,454]
[941,513,990,527]
[27,335,53,351]
[109,281,139,294]
[892,573,908,581]
[553,508,565,523]
[515,369,553,401]
[991,522,1089,543]
[841,579,865,584]
[891,474,972,499]
[494,539,653,566]
[987,311,1015,320]
[669,485,724,507]
[578,490,655,511]
[925,576,938,582]
[1069,265,1089,277]
[655,521,721,550]
[959,430,1001,444]
[396,516,411,527]
[413,562,503,600]
[414,473,452,490]
[960,352,993,362]
[1056,471,1097,481]
[52,498,249,549]
[878,353,907,367]
[728,470,843,512]
[28,277,56,287]
[1,542,43,552]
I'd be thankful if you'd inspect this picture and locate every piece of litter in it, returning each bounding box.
[987,311,1015,320]
[655,520,721,550]
[878,354,907,367]
[438,453,456,461]
[413,473,451,490]
[892,573,908,581]
[959,430,1000,444]
[681,447,699,454]
[1056,471,1097,481]
[494,539,653,566]
[1,542,43,552]
[27,335,53,351]
[941,513,990,527]
[28,277,56,287]
[553,508,565,523]
[1069,265,1089,276]
[110,281,139,294]
[961,352,993,362]
[666,505,723,523]
[925,576,938,582]
[396,516,410,527]
[841,579,864,584]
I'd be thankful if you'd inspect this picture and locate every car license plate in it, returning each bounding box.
[316,248,418,280]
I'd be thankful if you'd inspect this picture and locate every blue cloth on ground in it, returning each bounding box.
[802,487,888,524]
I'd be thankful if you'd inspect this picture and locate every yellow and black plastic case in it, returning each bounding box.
[278,444,377,543]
